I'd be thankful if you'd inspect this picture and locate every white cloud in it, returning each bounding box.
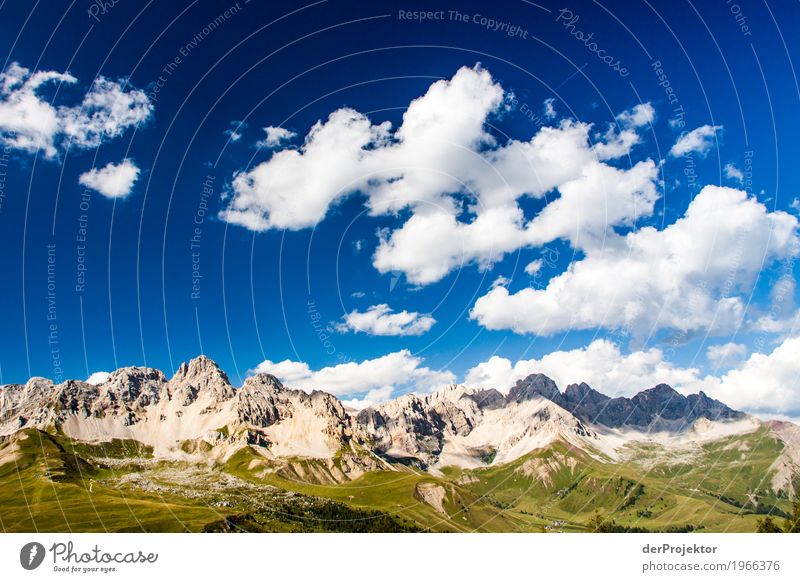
[524,259,543,275]
[750,309,800,335]
[336,304,436,336]
[543,97,557,119]
[748,272,798,335]
[471,186,798,337]
[225,120,246,142]
[525,159,658,250]
[79,159,140,198]
[669,124,722,157]
[371,127,656,284]
[724,162,744,184]
[256,125,297,148]
[60,78,152,150]
[221,65,656,284]
[706,342,748,369]
[616,102,655,128]
[372,204,529,285]
[341,386,395,410]
[0,62,152,158]
[86,371,110,385]
[0,63,74,157]
[490,275,510,289]
[250,349,455,400]
[221,109,392,231]
[699,336,800,416]
[464,335,800,417]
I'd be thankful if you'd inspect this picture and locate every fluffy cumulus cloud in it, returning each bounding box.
[524,259,543,275]
[256,125,296,148]
[0,62,152,158]
[616,102,655,128]
[250,349,455,406]
[698,336,800,416]
[464,339,702,397]
[465,335,800,417]
[669,124,722,157]
[85,371,110,385]
[706,342,748,369]
[224,120,246,142]
[78,159,140,198]
[336,304,436,336]
[543,97,557,119]
[724,162,744,184]
[471,186,798,337]
[220,64,797,343]
[221,65,658,284]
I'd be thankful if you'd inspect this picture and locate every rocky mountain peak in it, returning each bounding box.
[169,355,233,405]
[564,382,606,402]
[461,388,506,410]
[25,376,54,389]
[636,383,681,399]
[101,366,167,405]
[172,355,228,383]
[242,373,284,392]
[507,373,562,405]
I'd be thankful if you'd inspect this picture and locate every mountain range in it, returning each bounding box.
[1,355,798,533]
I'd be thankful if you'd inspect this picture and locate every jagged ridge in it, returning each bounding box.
[0,356,756,473]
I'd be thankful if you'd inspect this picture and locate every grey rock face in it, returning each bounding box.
[507,374,563,405]
[520,376,744,429]
[461,388,506,410]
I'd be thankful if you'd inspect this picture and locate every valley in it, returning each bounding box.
[1,356,797,533]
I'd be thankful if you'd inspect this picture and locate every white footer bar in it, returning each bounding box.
[1,533,797,581]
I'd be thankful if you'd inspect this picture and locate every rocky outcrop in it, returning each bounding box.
[554,381,743,429]
[508,374,562,405]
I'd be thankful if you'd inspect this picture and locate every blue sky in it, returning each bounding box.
[1,0,799,416]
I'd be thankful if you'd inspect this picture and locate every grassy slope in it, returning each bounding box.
[0,430,221,532]
[0,429,792,533]
[223,448,522,532]
[452,433,791,532]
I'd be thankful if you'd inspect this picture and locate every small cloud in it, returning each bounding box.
[669,124,722,158]
[86,371,110,385]
[351,291,366,299]
[706,342,748,369]
[524,259,543,275]
[225,120,247,142]
[256,126,296,148]
[336,303,436,336]
[724,162,744,184]
[790,197,800,213]
[543,98,557,119]
[616,102,655,128]
[78,159,140,198]
[341,386,394,410]
[490,275,511,289]
[354,239,364,253]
